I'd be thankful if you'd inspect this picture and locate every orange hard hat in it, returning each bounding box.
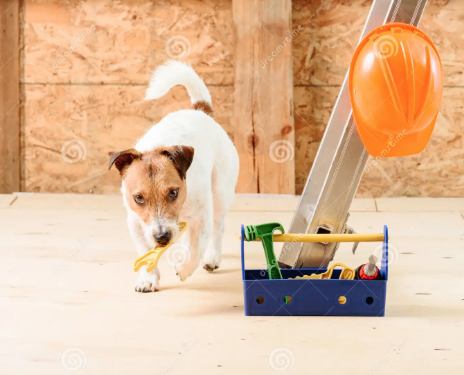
[349,23,443,157]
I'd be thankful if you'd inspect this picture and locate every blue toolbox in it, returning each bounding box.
[241,224,388,316]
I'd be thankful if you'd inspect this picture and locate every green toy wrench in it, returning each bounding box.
[244,222,284,280]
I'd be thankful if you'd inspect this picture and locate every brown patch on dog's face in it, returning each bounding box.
[109,146,194,246]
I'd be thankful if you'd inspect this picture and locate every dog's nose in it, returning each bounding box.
[154,231,171,246]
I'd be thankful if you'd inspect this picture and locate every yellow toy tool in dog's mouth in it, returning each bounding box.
[133,222,188,273]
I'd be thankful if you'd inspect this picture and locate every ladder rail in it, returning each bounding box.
[279,0,429,269]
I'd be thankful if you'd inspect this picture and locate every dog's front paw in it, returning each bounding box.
[135,270,160,293]
[175,262,198,282]
[202,250,221,272]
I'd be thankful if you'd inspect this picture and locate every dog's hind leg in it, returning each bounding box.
[202,167,236,272]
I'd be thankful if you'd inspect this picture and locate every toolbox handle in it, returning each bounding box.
[380,225,389,280]
[241,224,389,280]
[241,225,245,280]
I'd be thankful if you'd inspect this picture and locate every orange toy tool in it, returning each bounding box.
[349,23,443,157]
[356,255,381,281]
[133,222,188,273]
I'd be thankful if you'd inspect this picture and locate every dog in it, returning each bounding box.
[109,61,239,292]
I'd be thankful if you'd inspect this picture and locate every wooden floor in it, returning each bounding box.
[1,194,464,374]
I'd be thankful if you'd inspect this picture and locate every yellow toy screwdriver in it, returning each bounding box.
[133,222,188,273]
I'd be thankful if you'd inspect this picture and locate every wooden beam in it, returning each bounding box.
[0,1,20,193]
[233,0,295,194]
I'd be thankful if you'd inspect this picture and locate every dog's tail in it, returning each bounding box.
[145,61,213,117]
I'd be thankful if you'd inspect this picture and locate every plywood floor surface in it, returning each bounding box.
[1,195,463,374]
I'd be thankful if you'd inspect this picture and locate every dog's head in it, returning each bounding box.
[109,146,194,247]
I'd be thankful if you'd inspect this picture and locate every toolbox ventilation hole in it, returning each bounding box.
[256,296,265,305]
[283,296,292,304]
[365,296,374,305]
[338,296,347,305]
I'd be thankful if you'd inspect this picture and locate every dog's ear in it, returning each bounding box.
[161,146,194,179]
[109,149,141,175]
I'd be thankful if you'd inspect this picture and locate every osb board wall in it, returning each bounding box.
[22,0,233,193]
[292,0,464,197]
[22,0,464,196]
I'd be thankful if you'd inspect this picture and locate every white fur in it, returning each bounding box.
[124,61,239,291]
[144,60,212,105]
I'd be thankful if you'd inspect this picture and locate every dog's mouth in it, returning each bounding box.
[154,231,172,246]
[155,223,182,247]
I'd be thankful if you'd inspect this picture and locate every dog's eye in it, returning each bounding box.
[134,195,145,205]
[168,189,179,201]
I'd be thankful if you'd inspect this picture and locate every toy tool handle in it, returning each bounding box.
[261,235,283,280]
[242,233,385,243]
[244,223,284,280]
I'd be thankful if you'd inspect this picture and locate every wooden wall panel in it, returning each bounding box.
[292,0,464,197]
[23,0,233,85]
[294,86,336,193]
[295,86,464,198]
[233,0,295,194]
[0,1,20,193]
[22,0,234,193]
[292,0,464,87]
[292,0,368,86]
[23,84,234,193]
[358,88,464,198]
[20,0,464,196]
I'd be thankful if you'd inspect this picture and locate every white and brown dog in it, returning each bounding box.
[109,61,239,292]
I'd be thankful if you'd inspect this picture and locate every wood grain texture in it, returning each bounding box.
[23,0,233,85]
[293,0,464,197]
[1,196,464,373]
[22,84,234,193]
[358,88,464,198]
[292,0,368,86]
[22,0,235,193]
[0,1,20,193]
[19,0,464,196]
[295,86,464,198]
[292,0,464,87]
[420,0,464,87]
[0,194,17,208]
[233,0,295,194]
